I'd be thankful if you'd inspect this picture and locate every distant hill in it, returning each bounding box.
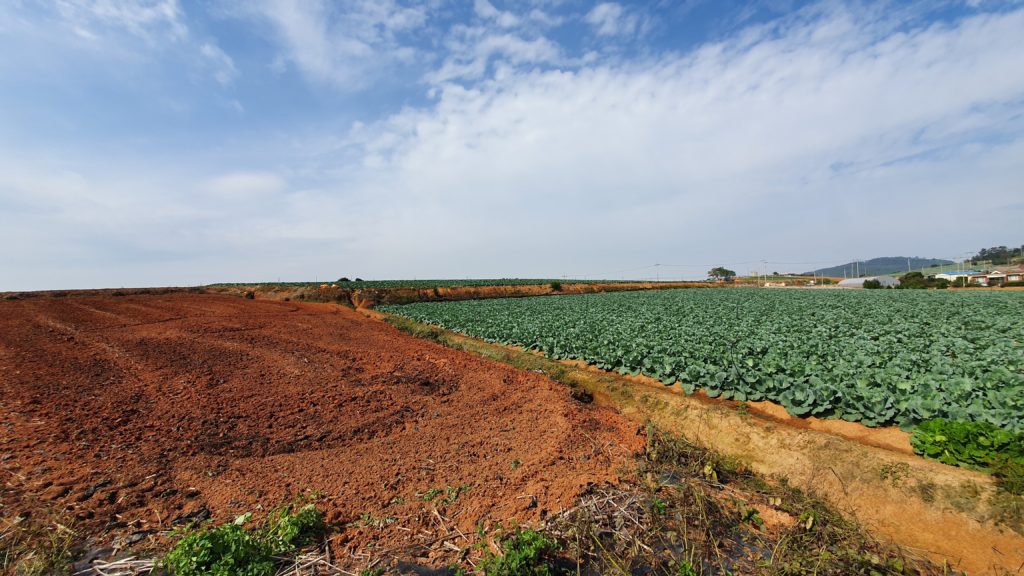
[804,257,954,278]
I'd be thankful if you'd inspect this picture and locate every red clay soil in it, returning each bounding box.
[0,294,642,567]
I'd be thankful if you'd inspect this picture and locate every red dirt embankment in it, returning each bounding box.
[0,294,642,566]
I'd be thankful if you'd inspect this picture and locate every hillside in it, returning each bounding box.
[805,257,953,278]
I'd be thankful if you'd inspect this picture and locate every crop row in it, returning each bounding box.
[382,288,1024,432]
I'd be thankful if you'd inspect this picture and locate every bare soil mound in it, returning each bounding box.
[0,294,642,566]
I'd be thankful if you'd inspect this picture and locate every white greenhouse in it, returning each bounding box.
[837,275,900,288]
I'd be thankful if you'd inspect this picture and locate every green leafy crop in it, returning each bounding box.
[911,419,1024,492]
[383,288,1024,432]
[911,419,1024,468]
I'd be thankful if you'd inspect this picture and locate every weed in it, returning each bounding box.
[993,458,1024,496]
[570,388,593,404]
[511,459,522,470]
[162,502,324,576]
[739,505,764,530]
[443,484,471,505]
[878,462,910,487]
[480,528,563,576]
[349,512,397,529]
[675,559,698,576]
[163,519,273,576]
[914,479,938,503]
[0,514,76,576]
[421,487,444,502]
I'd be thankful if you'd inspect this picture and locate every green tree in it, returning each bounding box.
[971,245,1022,265]
[707,267,737,282]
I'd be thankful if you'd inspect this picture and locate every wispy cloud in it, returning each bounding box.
[239,0,428,90]
[200,42,237,86]
[55,0,188,42]
[2,0,238,88]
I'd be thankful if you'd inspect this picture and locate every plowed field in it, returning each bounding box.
[0,294,641,565]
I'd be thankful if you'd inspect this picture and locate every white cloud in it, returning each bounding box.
[584,2,640,37]
[323,4,1024,277]
[427,29,563,84]
[474,0,520,28]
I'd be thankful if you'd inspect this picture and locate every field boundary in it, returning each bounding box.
[201,280,719,308]
[368,309,1024,575]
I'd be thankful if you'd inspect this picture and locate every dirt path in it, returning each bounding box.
[0,294,642,568]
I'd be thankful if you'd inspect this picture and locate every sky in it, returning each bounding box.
[1,0,1023,290]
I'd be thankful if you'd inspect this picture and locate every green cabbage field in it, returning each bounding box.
[382,288,1024,432]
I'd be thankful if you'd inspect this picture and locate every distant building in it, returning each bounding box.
[934,271,976,282]
[969,274,990,286]
[931,266,1022,286]
[837,275,900,288]
[999,264,1023,283]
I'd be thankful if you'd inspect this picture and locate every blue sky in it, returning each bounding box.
[1,0,1023,290]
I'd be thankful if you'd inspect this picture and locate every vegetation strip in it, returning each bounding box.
[210,278,647,290]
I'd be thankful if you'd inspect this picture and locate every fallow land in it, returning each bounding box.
[0,294,640,572]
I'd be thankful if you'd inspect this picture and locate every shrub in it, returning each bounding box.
[898,272,950,289]
[862,279,883,289]
[549,282,563,292]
